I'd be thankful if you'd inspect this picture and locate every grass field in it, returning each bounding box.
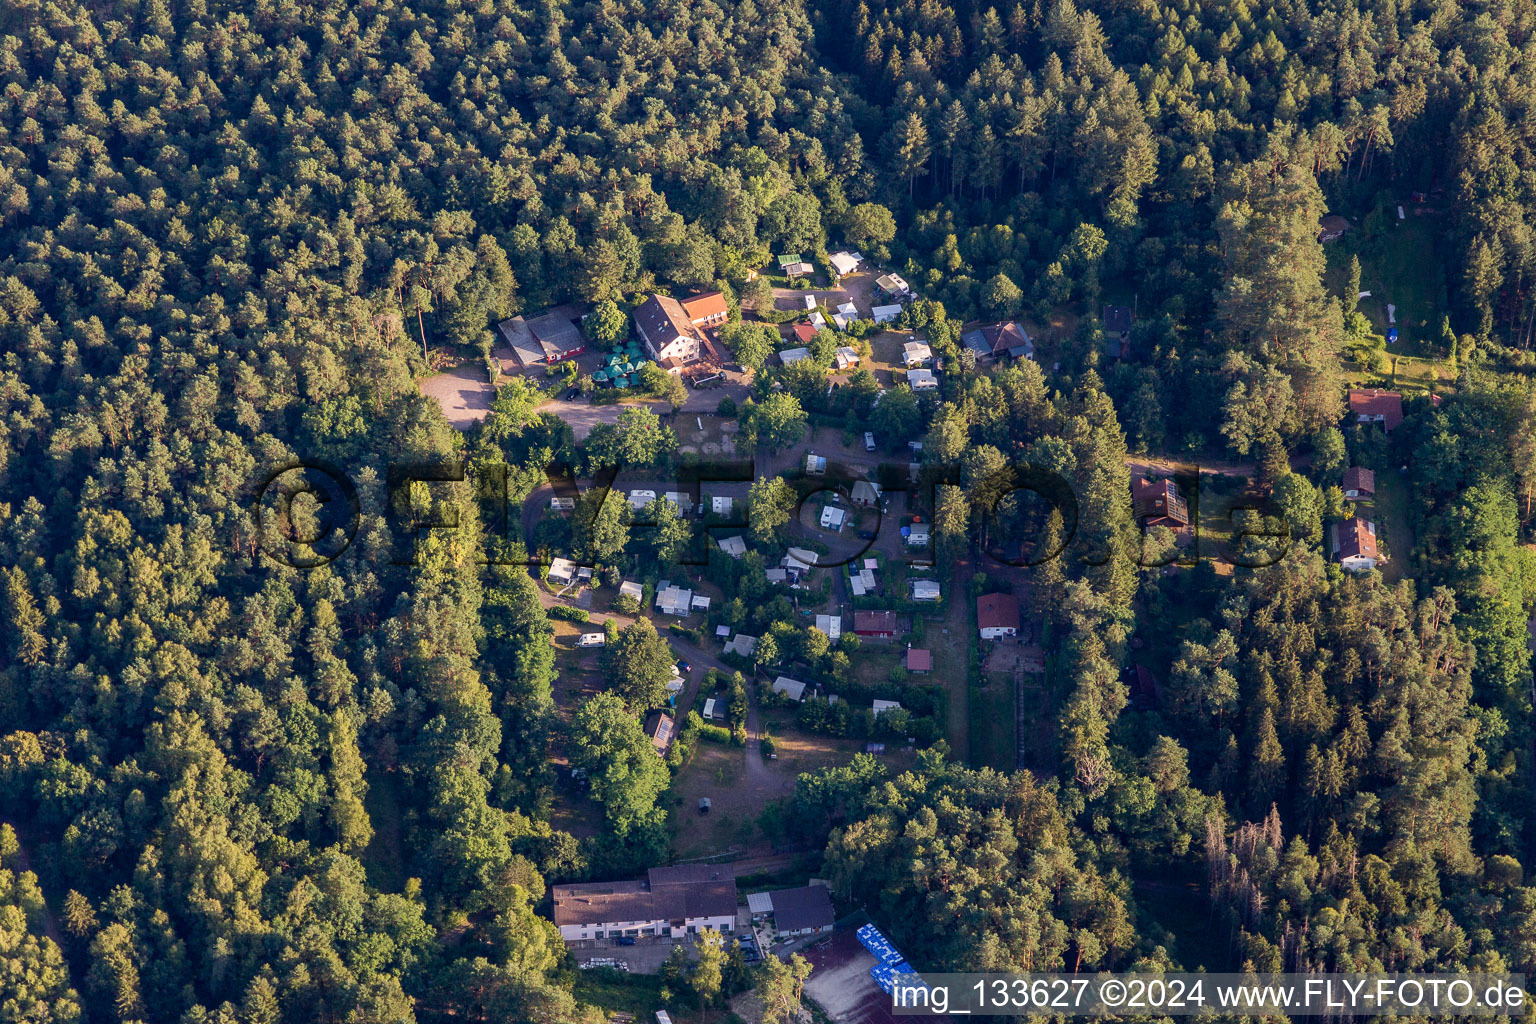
[571,969,741,1024]
[667,716,917,860]
[967,678,1016,770]
[1326,211,1455,396]
[1363,465,1415,583]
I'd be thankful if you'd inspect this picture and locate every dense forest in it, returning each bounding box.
[3,0,1536,1019]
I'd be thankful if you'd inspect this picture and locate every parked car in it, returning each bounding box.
[562,386,581,401]
[676,659,692,674]
[857,529,877,540]
[864,431,877,452]
[615,936,637,946]
[577,633,606,648]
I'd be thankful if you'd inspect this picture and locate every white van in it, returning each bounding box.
[577,633,606,648]
[864,431,877,451]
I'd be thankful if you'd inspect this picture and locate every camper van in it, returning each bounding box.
[577,633,606,648]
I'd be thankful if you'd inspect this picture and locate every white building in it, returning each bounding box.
[788,547,820,566]
[779,347,811,365]
[829,251,861,276]
[907,368,938,391]
[815,614,842,642]
[834,346,860,370]
[805,453,827,475]
[551,864,737,943]
[711,495,734,515]
[906,523,931,547]
[873,699,903,717]
[718,535,748,559]
[902,341,932,366]
[820,506,846,531]
[851,481,882,507]
[548,558,577,585]
[909,578,941,602]
[628,489,657,511]
[619,580,645,603]
[656,584,694,616]
[633,294,707,368]
[872,304,902,324]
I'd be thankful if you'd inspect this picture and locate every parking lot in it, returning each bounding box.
[569,909,758,974]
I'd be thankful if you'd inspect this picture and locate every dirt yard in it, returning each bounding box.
[669,711,916,861]
[673,413,746,459]
[801,930,928,1024]
[418,363,495,428]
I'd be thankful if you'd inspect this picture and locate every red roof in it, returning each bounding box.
[977,593,1020,631]
[1348,389,1403,431]
[681,291,728,323]
[791,322,818,345]
[853,610,898,635]
[906,648,932,671]
[1342,466,1375,494]
[1337,518,1379,562]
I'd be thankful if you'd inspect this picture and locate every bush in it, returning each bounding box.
[760,734,777,756]
[696,721,733,744]
[547,605,590,623]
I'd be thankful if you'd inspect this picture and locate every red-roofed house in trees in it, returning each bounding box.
[1131,477,1190,528]
[977,593,1020,640]
[1331,518,1380,571]
[1342,467,1375,500]
[1348,389,1403,431]
[681,291,728,327]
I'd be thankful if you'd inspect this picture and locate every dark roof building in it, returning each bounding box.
[1342,466,1376,499]
[853,610,899,637]
[962,321,1034,361]
[551,864,738,940]
[1102,305,1134,335]
[496,305,587,366]
[906,647,932,672]
[764,885,835,935]
[1318,215,1352,241]
[1132,477,1190,528]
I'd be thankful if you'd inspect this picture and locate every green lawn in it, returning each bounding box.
[1364,466,1415,583]
[571,970,746,1024]
[967,679,1016,771]
[1326,210,1454,396]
